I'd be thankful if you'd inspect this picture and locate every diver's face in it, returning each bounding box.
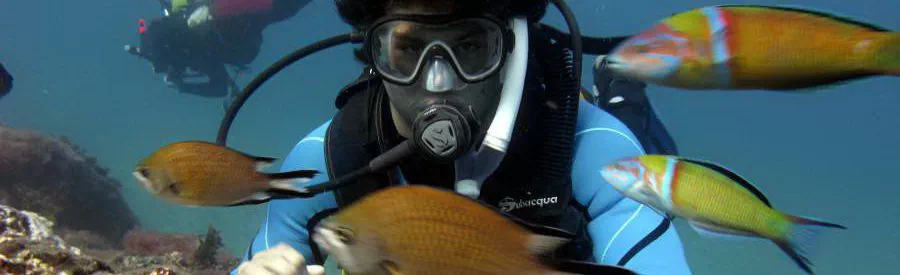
[373,10,507,140]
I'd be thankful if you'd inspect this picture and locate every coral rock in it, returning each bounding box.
[0,204,114,274]
[0,205,240,275]
[0,124,139,244]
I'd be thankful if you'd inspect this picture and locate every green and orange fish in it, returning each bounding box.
[600,155,846,274]
[606,5,900,91]
[133,141,319,207]
[313,185,637,275]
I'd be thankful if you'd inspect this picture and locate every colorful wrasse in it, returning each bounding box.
[606,5,900,91]
[313,185,637,275]
[600,155,846,274]
[133,141,319,207]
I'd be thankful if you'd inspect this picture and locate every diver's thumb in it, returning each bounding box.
[304,265,325,275]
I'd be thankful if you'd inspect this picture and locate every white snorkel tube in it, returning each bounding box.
[455,16,529,198]
[484,16,529,154]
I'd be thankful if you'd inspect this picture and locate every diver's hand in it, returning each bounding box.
[236,243,325,275]
[187,5,212,28]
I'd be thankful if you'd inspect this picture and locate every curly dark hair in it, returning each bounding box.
[335,0,550,30]
[336,0,550,64]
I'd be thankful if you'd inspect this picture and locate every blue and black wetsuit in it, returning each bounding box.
[231,99,692,275]
[585,55,679,156]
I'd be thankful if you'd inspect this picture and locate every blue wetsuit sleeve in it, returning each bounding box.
[571,101,692,275]
[231,120,337,274]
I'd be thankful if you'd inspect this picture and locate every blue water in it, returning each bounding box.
[1,1,897,274]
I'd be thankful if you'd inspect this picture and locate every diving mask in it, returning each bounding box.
[365,14,511,85]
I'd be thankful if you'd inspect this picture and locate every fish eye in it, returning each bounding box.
[335,226,356,245]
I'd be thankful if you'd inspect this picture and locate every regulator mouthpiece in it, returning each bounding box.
[412,105,472,161]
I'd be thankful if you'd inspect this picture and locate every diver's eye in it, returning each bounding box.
[455,40,482,52]
[335,226,356,245]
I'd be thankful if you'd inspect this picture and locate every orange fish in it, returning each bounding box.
[313,185,637,275]
[606,5,900,91]
[133,141,319,207]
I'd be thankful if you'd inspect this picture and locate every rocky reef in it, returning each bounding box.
[0,122,138,244]
[0,204,113,274]
[1,204,240,274]
[0,123,240,274]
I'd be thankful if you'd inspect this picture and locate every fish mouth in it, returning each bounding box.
[132,171,162,194]
[599,165,637,191]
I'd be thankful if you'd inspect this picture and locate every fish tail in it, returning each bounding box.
[873,33,900,75]
[774,215,847,274]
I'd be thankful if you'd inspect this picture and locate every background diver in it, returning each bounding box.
[125,0,312,110]
[224,0,690,274]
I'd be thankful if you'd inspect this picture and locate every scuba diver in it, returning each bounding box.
[125,0,312,110]
[223,0,690,274]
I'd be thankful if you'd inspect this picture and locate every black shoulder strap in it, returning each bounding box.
[324,69,400,207]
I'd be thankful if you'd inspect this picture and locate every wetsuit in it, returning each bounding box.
[231,100,693,275]
[586,56,679,156]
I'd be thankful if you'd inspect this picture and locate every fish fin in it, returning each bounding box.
[873,33,900,76]
[253,156,278,170]
[527,234,571,256]
[382,261,403,275]
[266,169,320,185]
[640,202,675,221]
[786,214,847,230]
[167,182,181,196]
[774,241,815,275]
[542,259,638,275]
[512,217,576,240]
[776,215,847,274]
[445,189,576,256]
[676,157,772,207]
[227,192,273,207]
[251,170,320,200]
[689,220,759,241]
[714,5,890,32]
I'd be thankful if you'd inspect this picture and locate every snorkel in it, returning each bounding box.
[215,0,583,198]
[452,16,528,198]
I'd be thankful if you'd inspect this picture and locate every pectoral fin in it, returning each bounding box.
[382,261,403,275]
[642,203,676,221]
[527,234,570,256]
